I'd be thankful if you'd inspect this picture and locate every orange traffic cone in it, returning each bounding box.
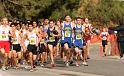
[100,45,102,57]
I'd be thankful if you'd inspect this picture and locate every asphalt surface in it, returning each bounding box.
[0,43,124,76]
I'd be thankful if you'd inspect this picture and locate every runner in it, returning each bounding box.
[23,23,41,72]
[83,17,92,59]
[21,22,30,68]
[8,23,14,67]
[54,20,61,58]
[0,18,12,71]
[60,20,66,62]
[20,22,27,65]
[39,32,46,67]
[32,20,42,65]
[42,19,50,63]
[73,17,84,66]
[12,23,23,69]
[61,15,75,67]
[99,28,109,56]
[47,20,61,67]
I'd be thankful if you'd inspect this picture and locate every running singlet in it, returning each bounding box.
[28,32,37,45]
[74,25,83,40]
[102,32,107,40]
[63,22,72,38]
[13,30,20,44]
[47,27,58,42]
[43,24,50,33]
[43,25,50,42]
[40,38,44,44]
[0,25,9,41]
[85,24,91,35]
[21,29,26,36]
[33,27,39,33]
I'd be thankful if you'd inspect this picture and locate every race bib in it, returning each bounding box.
[76,34,82,40]
[103,36,107,40]
[40,39,44,43]
[65,31,70,37]
[50,32,52,36]
[30,38,36,45]
[49,37,55,42]
[13,38,19,44]
[0,34,8,41]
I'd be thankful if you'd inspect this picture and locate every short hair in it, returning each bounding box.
[76,17,81,20]
[2,18,8,21]
[8,20,12,22]
[10,23,15,27]
[65,14,71,18]
[21,22,26,25]
[28,23,33,27]
[49,20,54,23]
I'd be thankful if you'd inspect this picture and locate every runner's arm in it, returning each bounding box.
[53,26,61,37]
[19,31,24,46]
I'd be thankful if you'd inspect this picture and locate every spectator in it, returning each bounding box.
[110,20,124,59]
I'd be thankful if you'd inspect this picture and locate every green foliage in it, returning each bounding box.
[0,0,124,26]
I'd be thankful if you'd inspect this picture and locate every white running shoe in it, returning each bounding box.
[117,57,123,59]
[2,66,6,71]
[82,62,88,66]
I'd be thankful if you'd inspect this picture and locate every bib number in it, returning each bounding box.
[30,38,36,45]
[40,39,44,43]
[76,34,82,40]
[65,31,70,37]
[0,34,8,41]
[50,32,52,36]
[49,37,55,42]
[13,38,19,44]
[103,36,107,40]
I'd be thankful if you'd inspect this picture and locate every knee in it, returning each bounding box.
[29,55,32,59]
[67,50,70,54]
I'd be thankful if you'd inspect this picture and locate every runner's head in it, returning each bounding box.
[44,19,49,25]
[25,22,29,30]
[16,20,20,23]
[49,20,55,28]
[32,20,38,28]
[76,17,82,25]
[2,18,8,26]
[103,28,107,32]
[10,23,16,31]
[65,15,71,22]
[81,18,84,25]
[28,23,33,31]
[8,20,12,26]
[21,22,26,29]
[26,20,31,23]
[56,20,61,26]
[15,23,21,30]
[74,17,77,24]
[84,17,89,24]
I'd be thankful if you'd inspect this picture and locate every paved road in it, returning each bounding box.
[0,43,124,76]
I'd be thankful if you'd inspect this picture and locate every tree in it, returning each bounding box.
[0,0,124,27]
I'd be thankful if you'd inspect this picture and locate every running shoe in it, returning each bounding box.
[87,56,90,59]
[82,62,88,66]
[51,63,55,67]
[69,60,73,64]
[2,66,6,71]
[117,57,123,59]
[40,63,44,67]
[30,68,34,72]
